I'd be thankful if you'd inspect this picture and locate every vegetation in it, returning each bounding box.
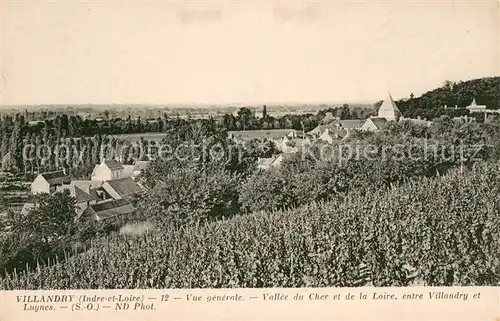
[1,77,499,289]
[1,163,499,289]
[396,77,500,120]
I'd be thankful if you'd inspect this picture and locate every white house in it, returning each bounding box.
[91,159,125,181]
[31,170,71,195]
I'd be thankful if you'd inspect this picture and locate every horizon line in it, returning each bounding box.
[0,100,379,109]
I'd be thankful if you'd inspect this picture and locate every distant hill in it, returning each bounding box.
[394,77,500,119]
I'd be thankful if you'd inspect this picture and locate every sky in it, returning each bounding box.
[0,0,498,106]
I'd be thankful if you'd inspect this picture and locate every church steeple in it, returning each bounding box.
[378,92,401,121]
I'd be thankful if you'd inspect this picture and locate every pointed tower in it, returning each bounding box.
[378,92,401,121]
[470,97,477,106]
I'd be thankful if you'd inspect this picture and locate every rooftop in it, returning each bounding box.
[103,159,124,171]
[88,199,136,220]
[103,177,143,197]
[39,171,70,186]
[56,185,96,203]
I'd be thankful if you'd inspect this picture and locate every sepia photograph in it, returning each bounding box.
[0,0,499,292]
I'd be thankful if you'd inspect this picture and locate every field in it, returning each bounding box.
[0,174,30,219]
[1,163,499,290]
[114,133,167,144]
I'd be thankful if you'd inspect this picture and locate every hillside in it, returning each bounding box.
[394,77,500,119]
[2,163,499,289]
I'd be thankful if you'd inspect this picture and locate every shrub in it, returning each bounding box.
[141,166,243,228]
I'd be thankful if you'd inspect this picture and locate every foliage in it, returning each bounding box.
[140,165,243,228]
[1,152,17,172]
[2,163,499,289]
[0,191,78,273]
[396,77,500,119]
[239,132,472,213]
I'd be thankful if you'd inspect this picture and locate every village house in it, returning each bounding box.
[359,118,389,132]
[81,199,136,221]
[101,177,143,200]
[318,127,350,144]
[91,159,125,181]
[362,93,433,132]
[307,125,333,137]
[31,170,71,194]
[121,160,150,181]
[333,119,365,130]
[307,123,352,142]
[56,184,98,217]
[22,156,149,220]
[70,180,112,202]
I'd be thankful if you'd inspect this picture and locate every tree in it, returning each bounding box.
[244,138,278,158]
[1,152,17,172]
[141,166,242,228]
[1,191,79,272]
[237,107,254,130]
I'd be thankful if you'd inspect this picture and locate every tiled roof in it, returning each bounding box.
[71,180,103,192]
[40,171,70,186]
[56,185,96,203]
[88,188,105,201]
[103,177,143,197]
[88,199,136,220]
[371,118,389,130]
[335,119,365,129]
[104,160,124,171]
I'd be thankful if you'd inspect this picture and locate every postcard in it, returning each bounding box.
[0,0,499,320]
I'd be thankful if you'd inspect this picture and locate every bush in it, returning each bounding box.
[141,165,243,228]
